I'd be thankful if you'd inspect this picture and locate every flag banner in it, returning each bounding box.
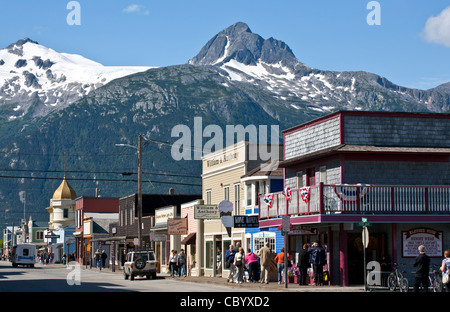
[282,187,292,201]
[300,187,311,203]
[333,184,372,203]
[263,193,274,207]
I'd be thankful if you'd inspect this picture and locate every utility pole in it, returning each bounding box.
[137,134,143,251]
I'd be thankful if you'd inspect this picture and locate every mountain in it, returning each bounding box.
[0,22,449,231]
[0,38,152,120]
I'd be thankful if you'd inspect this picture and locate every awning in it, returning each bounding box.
[181,232,196,245]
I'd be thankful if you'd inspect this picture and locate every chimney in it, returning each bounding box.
[169,188,175,195]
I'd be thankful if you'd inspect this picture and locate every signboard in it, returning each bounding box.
[362,227,369,249]
[233,216,259,228]
[149,233,166,242]
[194,204,220,219]
[282,215,290,233]
[45,234,60,239]
[288,225,318,236]
[155,206,176,226]
[167,218,188,235]
[402,228,443,257]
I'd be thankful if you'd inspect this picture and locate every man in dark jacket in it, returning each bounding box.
[297,243,310,285]
[413,245,430,292]
[308,242,326,286]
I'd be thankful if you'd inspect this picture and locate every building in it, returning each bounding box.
[2,226,19,258]
[259,110,450,286]
[104,191,201,271]
[46,176,77,229]
[200,141,282,278]
[180,199,203,276]
[73,196,119,266]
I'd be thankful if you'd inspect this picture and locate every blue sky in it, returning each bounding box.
[1,0,449,90]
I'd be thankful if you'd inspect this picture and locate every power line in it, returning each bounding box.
[0,175,202,187]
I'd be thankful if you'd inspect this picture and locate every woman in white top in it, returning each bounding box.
[234,247,245,284]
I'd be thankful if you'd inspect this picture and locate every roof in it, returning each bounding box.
[52,177,77,200]
[279,144,450,168]
[241,161,283,179]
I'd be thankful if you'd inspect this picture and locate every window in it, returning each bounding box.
[234,184,240,215]
[296,171,303,188]
[224,185,230,201]
[206,190,212,205]
[319,166,327,183]
[205,241,214,269]
[23,248,29,256]
[63,209,68,218]
[254,182,259,207]
[246,184,252,206]
[36,231,44,240]
[253,233,276,254]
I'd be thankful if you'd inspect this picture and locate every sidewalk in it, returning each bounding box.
[82,264,365,292]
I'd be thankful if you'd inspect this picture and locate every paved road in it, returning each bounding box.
[0,261,263,292]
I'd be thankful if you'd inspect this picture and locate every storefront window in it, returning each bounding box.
[253,233,276,253]
[246,184,252,206]
[205,241,214,269]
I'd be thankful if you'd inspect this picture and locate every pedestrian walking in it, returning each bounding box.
[440,249,450,292]
[178,249,187,277]
[234,247,245,284]
[258,243,272,284]
[274,248,289,284]
[225,245,236,283]
[94,249,101,269]
[308,242,326,286]
[245,249,259,282]
[297,243,310,285]
[169,250,179,277]
[101,250,108,268]
[413,245,430,292]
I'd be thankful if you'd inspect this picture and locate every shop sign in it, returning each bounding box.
[167,218,188,235]
[155,206,176,226]
[402,228,443,257]
[194,204,220,219]
[149,233,166,242]
[233,216,259,228]
[288,225,318,236]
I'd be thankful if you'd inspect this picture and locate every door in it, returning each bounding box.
[306,168,315,186]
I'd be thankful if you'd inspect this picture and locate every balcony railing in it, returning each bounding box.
[259,184,450,220]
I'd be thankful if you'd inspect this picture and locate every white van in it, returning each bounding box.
[12,244,36,268]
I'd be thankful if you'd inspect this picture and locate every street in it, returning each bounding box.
[0,260,257,292]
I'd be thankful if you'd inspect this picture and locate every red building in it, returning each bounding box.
[259,111,450,287]
[74,197,119,266]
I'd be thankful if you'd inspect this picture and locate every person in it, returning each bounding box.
[234,247,245,284]
[216,247,222,274]
[440,249,450,292]
[297,243,310,285]
[225,245,236,283]
[169,250,179,277]
[245,249,258,283]
[308,242,326,286]
[178,249,187,277]
[94,249,101,269]
[413,245,430,292]
[258,243,272,284]
[62,253,67,265]
[274,248,289,284]
[101,250,108,268]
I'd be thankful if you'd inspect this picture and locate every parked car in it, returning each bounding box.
[11,244,36,268]
[123,250,157,280]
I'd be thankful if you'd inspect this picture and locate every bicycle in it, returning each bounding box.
[387,263,409,292]
[429,264,443,292]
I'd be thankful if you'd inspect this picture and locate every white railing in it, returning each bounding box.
[259,184,450,219]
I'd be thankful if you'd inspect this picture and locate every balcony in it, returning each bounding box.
[259,184,450,222]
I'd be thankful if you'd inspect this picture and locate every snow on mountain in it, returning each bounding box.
[0,38,153,120]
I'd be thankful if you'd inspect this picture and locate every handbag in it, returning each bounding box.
[225,258,231,269]
[443,272,449,284]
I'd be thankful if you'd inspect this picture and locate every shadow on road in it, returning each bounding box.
[0,278,137,292]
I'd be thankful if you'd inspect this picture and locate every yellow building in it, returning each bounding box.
[200,141,280,277]
[46,176,77,230]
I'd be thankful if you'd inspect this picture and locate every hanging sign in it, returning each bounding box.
[402,228,443,257]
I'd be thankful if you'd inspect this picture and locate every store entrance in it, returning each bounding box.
[347,232,387,285]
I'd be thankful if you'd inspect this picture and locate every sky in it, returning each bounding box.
[0,0,449,90]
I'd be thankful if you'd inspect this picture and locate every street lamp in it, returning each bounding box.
[115,134,143,250]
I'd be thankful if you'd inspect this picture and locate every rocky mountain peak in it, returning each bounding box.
[188,22,302,70]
